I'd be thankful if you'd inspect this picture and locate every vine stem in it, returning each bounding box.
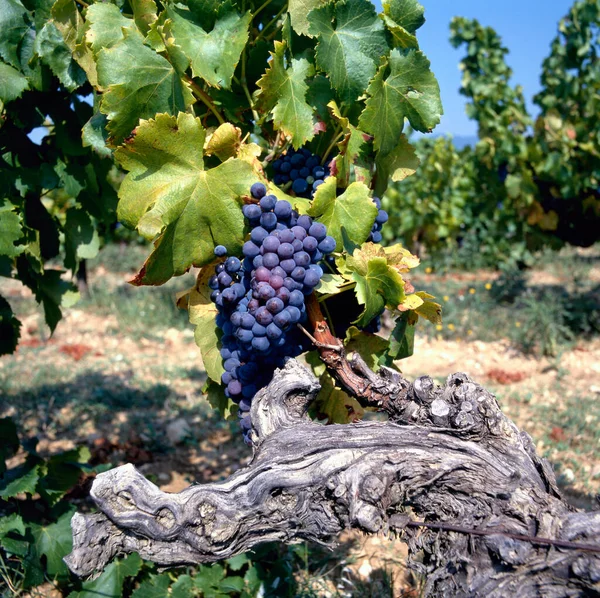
[305,294,407,413]
[186,78,225,125]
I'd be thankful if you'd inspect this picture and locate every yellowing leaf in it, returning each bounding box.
[115,113,257,285]
[414,291,442,325]
[187,264,224,383]
[204,123,242,161]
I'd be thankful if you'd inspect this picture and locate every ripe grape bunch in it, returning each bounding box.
[209,182,336,443]
[272,147,331,198]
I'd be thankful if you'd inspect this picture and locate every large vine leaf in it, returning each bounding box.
[359,48,442,156]
[308,0,388,103]
[255,40,315,149]
[28,510,74,581]
[51,0,97,86]
[0,61,29,102]
[115,113,256,286]
[68,553,143,598]
[288,0,326,37]
[374,133,419,196]
[164,4,251,89]
[85,2,140,54]
[35,22,86,91]
[0,200,24,257]
[0,0,30,68]
[96,32,194,144]
[307,177,377,251]
[346,243,416,327]
[381,0,425,49]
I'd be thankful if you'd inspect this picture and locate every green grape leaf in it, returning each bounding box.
[0,0,30,68]
[131,574,171,598]
[171,575,194,598]
[226,553,249,571]
[35,22,86,91]
[0,296,21,356]
[255,40,315,149]
[36,269,79,333]
[328,100,370,188]
[0,61,29,102]
[308,0,388,103]
[203,379,236,421]
[38,446,90,506]
[85,2,140,55]
[186,264,224,383]
[307,178,377,251]
[204,122,242,161]
[115,113,256,285]
[346,243,409,327]
[345,325,389,371]
[64,208,100,271]
[29,510,74,581]
[0,200,24,257]
[97,32,194,144]
[51,0,98,86]
[358,49,442,156]
[165,4,251,89]
[312,373,363,424]
[374,133,419,196]
[386,311,416,361]
[82,111,111,157]
[288,0,326,37]
[0,459,40,498]
[0,513,27,557]
[68,553,143,598]
[381,0,425,49]
[130,0,157,35]
[316,273,347,295]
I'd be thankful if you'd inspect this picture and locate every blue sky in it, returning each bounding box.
[373,0,575,136]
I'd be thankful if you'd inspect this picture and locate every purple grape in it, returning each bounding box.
[251,182,267,199]
[214,245,227,257]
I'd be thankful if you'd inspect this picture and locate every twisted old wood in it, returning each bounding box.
[65,360,600,597]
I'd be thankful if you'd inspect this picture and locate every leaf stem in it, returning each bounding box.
[187,78,225,125]
[252,0,274,19]
[321,129,344,164]
[255,3,287,43]
[241,48,260,122]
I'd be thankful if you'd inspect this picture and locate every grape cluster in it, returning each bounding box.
[272,148,330,198]
[209,182,336,443]
[368,196,388,244]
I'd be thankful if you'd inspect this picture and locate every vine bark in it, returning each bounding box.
[65,360,600,597]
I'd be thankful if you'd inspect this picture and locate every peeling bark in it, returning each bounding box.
[65,360,600,597]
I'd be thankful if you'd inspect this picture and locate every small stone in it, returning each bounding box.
[166,418,191,445]
[357,560,373,579]
[561,468,575,483]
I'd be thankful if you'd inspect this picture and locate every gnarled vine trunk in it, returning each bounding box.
[65,360,600,597]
